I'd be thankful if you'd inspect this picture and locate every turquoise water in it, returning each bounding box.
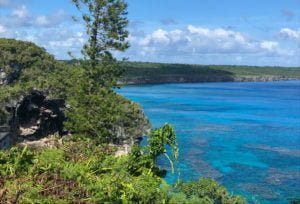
[117,81,300,203]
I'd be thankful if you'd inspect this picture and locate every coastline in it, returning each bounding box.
[121,76,300,85]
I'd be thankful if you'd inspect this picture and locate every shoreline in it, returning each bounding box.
[121,76,300,85]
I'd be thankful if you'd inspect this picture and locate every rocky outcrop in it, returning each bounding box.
[0,90,151,150]
[0,90,66,149]
[0,65,22,85]
[113,98,151,146]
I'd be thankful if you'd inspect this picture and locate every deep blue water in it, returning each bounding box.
[117,81,300,204]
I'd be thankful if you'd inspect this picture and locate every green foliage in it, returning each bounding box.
[148,124,179,173]
[0,39,149,143]
[175,178,245,204]
[49,0,143,144]
[121,61,300,84]
[72,0,129,62]
[0,146,34,176]
[72,0,129,88]
[0,38,67,125]
[0,138,245,203]
[0,38,56,84]
[63,71,150,143]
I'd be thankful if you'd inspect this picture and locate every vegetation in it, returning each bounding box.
[71,0,129,87]
[0,39,56,85]
[0,41,148,143]
[0,0,247,203]
[121,61,300,84]
[61,0,134,143]
[0,125,245,203]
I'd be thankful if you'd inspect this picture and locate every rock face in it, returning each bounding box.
[0,90,151,150]
[0,126,11,149]
[122,75,299,85]
[0,90,66,149]
[0,65,22,85]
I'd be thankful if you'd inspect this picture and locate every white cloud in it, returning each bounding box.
[0,24,6,34]
[12,5,28,18]
[124,25,299,66]
[260,41,278,51]
[0,2,298,66]
[279,28,300,41]
[151,29,170,44]
[35,16,50,26]
[130,25,260,56]
[35,26,87,59]
[34,10,70,27]
[187,25,209,35]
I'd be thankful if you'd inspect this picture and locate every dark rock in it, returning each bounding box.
[0,90,66,149]
[0,126,11,149]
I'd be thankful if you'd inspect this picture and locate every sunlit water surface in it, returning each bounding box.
[117,81,300,203]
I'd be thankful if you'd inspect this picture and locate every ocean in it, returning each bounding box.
[117,80,300,203]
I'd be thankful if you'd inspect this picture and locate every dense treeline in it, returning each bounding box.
[120,61,300,84]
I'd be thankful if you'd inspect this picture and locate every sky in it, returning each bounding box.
[0,0,300,66]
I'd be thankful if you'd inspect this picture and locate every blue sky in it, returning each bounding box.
[0,0,299,66]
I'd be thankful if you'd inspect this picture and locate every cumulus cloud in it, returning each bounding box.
[279,28,300,41]
[0,3,70,30]
[34,10,70,27]
[129,25,282,56]
[260,41,278,51]
[1,1,299,66]
[35,16,50,26]
[0,24,6,34]
[124,25,298,66]
[0,2,84,59]
[12,5,28,18]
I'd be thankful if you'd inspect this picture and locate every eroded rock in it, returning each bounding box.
[0,90,66,149]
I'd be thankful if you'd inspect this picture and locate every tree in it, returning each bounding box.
[127,124,179,176]
[72,0,129,87]
[148,124,179,173]
[63,0,149,143]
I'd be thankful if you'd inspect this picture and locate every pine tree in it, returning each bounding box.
[72,0,129,87]
[65,0,131,142]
